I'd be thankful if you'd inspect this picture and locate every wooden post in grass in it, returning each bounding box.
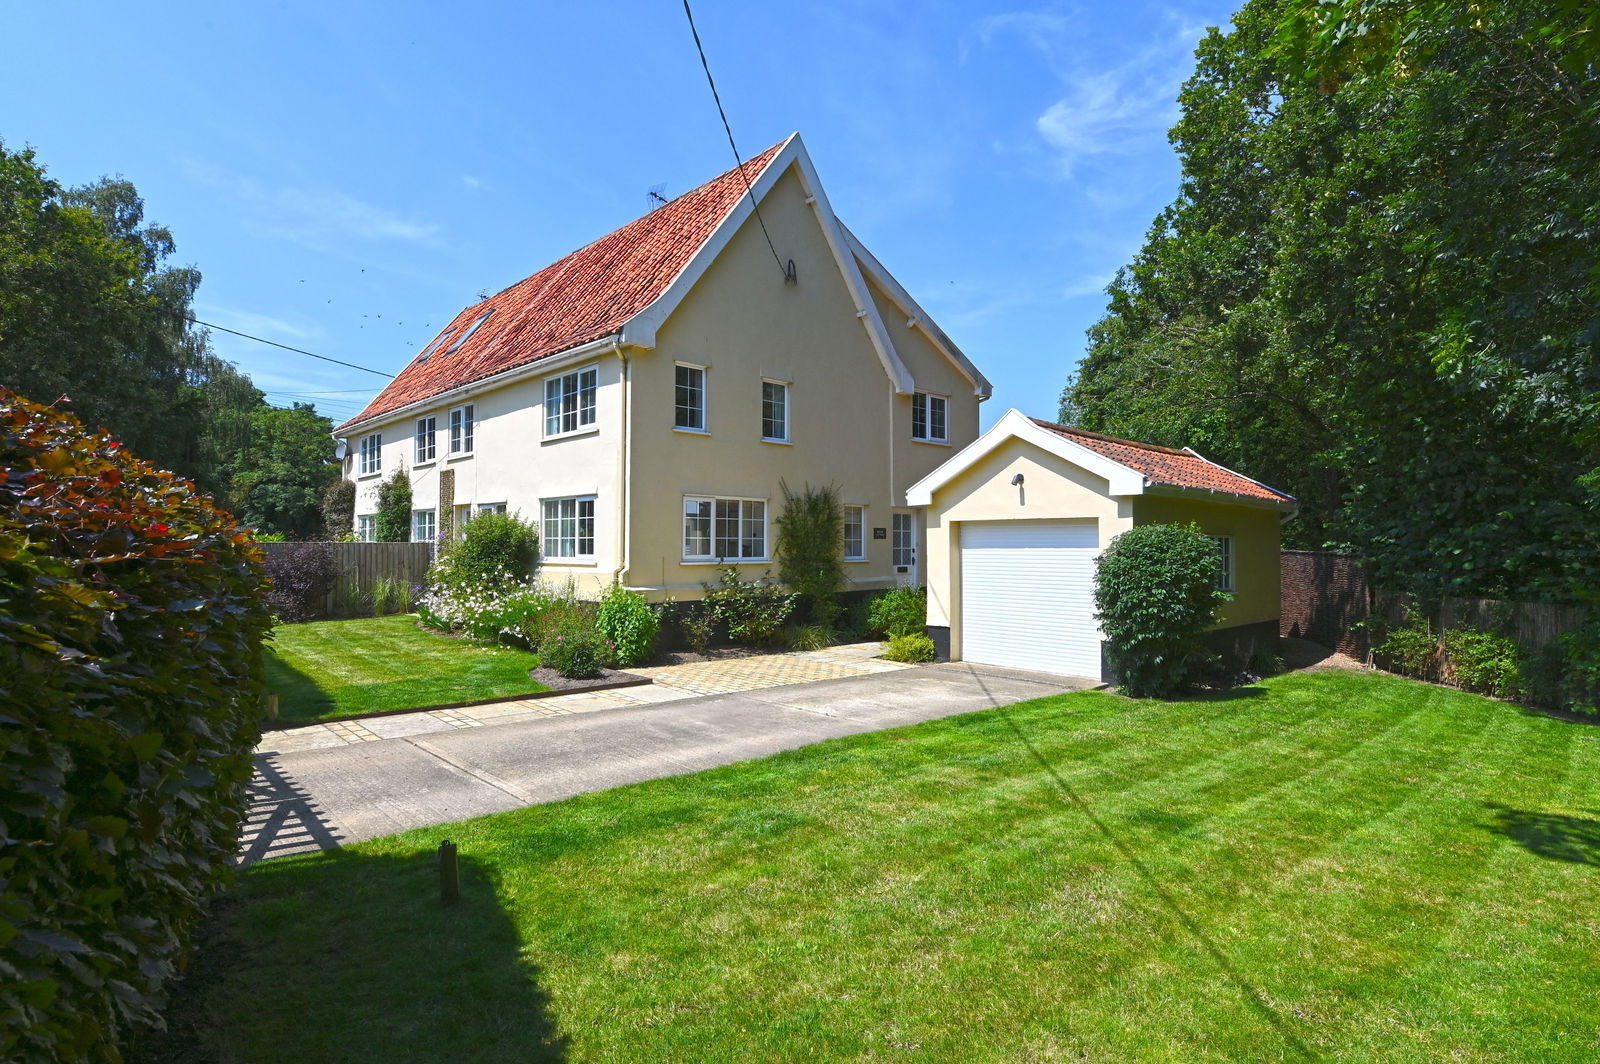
[265,693,279,721]
[439,840,460,905]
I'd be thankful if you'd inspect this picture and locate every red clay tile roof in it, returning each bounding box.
[1031,419,1294,503]
[337,140,790,431]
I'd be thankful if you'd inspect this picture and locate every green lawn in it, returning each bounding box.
[263,614,548,722]
[179,670,1599,1061]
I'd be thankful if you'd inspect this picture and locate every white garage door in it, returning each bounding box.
[959,520,1101,679]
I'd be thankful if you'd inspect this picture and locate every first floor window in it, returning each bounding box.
[843,504,866,561]
[477,502,507,517]
[911,392,947,443]
[545,366,598,436]
[1211,535,1235,592]
[412,509,436,543]
[542,497,595,558]
[761,380,788,441]
[675,364,706,431]
[359,433,382,475]
[414,416,436,463]
[449,403,474,455]
[683,496,766,560]
[356,514,376,542]
[892,512,915,568]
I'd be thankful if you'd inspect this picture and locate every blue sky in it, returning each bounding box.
[3,0,1234,431]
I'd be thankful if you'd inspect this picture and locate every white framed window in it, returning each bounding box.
[683,496,766,561]
[412,508,436,543]
[356,514,376,542]
[892,512,915,569]
[542,496,595,559]
[761,379,789,442]
[1211,535,1235,592]
[477,502,507,517]
[675,363,706,432]
[545,365,598,437]
[911,392,948,443]
[358,433,382,476]
[843,504,866,561]
[448,403,474,456]
[414,416,437,464]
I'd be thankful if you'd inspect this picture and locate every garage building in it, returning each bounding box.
[906,409,1297,681]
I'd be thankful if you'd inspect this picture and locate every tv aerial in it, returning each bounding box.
[646,183,669,210]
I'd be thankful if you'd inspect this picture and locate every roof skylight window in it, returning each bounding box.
[414,326,457,364]
[445,310,494,356]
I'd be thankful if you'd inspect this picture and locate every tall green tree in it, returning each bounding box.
[1064,0,1600,602]
[0,143,259,499]
[228,403,339,538]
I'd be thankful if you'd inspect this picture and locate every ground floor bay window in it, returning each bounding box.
[683,496,766,562]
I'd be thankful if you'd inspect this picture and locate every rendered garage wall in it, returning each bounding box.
[920,436,1134,659]
[1131,494,1284,631]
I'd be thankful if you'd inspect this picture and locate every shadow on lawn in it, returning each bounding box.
[1485,805,1600,867]
[262,646,335,721]
[132,848,569,1064]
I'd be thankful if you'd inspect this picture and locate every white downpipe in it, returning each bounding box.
[613,347,632,586]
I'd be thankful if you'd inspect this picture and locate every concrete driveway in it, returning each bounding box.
[239,662,1096,866]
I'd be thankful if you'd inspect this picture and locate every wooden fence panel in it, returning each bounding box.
[1281,550,1587,659]
[261,542,434,619]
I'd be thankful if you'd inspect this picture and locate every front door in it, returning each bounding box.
[891,510,919,587]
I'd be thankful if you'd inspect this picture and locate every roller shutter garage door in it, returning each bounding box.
[959,520,1101,679]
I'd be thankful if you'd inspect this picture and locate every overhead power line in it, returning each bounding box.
[681,0,787,279]
[186,316,396,378]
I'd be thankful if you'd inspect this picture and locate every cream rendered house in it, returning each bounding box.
[335,134,990,600]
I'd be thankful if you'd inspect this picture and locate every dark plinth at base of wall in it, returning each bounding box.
[1206,619,1281,669]
[925,625,951,662]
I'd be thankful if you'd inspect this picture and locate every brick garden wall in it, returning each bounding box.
[1280,550,1371,657]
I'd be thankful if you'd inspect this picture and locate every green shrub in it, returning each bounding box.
[679,602,717,653]
[540,616,611,679]
[1442,627,1522,698]
[596,583,658,667]
[373,466,412,541]
[506,582,590,652]
[446,510,539,587]
[776,480,844,626]
[786,623,837,652]
[263,540,335,622]
[841,595,874,639]
[0,388,272,1063]
[1554,620,1600,714]
[867,586,927,638]
[1094,522,1231,698]
[703,567,795,646]
[320,476,355,538]
[251,530,287,542]
[1373,608,1438,680]
[883,632,937,663]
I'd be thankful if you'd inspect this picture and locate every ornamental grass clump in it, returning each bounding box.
[1094,522,1231,698]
